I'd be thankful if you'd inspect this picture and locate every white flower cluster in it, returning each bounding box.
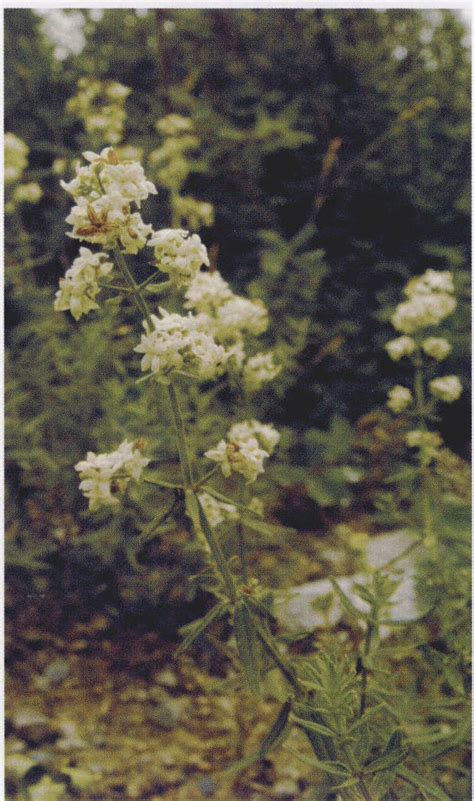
[4,133,29,184]
[183,269,278,391]
[148,228,210,288]
[385,335,416,362]
[172,195,215,230]
[54,247,113,320]
[185,272,269,340]
[66,77,131,144]
[205,420,280,483]
[387,385,413,414]
[243,352,282,393]
[391,269,456,334]
[134,309,228,383]
[75,440,150,511]
[422,337,451,362]
[61,147,156,253]
[429,375,462,404]
[198,491,239,528]
[149,115,198,193]
[405,429,442,464]
[11,182,43,205]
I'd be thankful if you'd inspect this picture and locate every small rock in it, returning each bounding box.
[12,709,54,745]
[197,775,215,797]
[55,720,86,751]
[147,697,185,730]
[273,779,299,798]
[35,658,70,689]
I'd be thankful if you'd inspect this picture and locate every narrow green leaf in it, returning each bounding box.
[292,715,337,739]
[284,745,349,777]
[234,600,260,695]
[176,602,229,656]
[259,699,292,757]
[363,747,409,774]
[397,766,452,801]
[330,579,368,620]
[202,485,262,515]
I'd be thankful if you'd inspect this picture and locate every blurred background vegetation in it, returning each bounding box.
[5,4,470,610]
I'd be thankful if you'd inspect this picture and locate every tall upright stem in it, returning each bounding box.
[167,381,194,488]
[413,359,434,544]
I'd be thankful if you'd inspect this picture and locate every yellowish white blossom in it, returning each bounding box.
[385,335,417,362]
[205,419,280,483]
[148,228,210,288]
[11,182,43,205]
[391,269,456,334]
[134,309,227,383]
[387,385,413,414]
[54,247,113,321]
[404,269,455,297]
[61,148,156,253]
[171,195,215,230]
[198,491,239,528]
[155,114,194,137]
[422,337,452,361]
[184,270,234,314]
[243,352,281,392]
[4,132,29,184]
[66,77,131,144]
[75,440,150,511]
[405,429,442,464]
[229,420,281,455]
[429,375,462,403]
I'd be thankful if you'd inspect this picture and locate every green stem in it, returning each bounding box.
[237,479,249,583]
[167,381,194,488]
[256,624,301,695]
[359,621,373,717]
[413,360,434,543]
[113,247,153,327]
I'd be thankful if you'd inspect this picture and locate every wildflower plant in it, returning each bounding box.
[4,132,43,215]
[54,144,468,800]
[384,269,462,546]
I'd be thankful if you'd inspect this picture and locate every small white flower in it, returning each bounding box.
[65,194,153,252]
[405,269,455,297]
[215,296,269,340]
[228,420,280,455]
[75,440,150,511]
[391,269,457,334]
[422,337,452,361]
[385,336,416,362]
[155,114,194,136]
[4,132,29,184]
[205,437,268,484]
[184,270,234,314]
[391,293,456,334]
[243,352,281,392]
[405,429,442,463]
[198,491,239,528]
[429,375,462,403]
[387,385,413,414]
[148,229,210,288]
[205,419,280,483]
[12,182,43,205]
[54,247,113,320]
[134,308,227,383]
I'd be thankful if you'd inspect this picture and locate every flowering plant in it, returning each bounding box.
[53,142,468,800]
